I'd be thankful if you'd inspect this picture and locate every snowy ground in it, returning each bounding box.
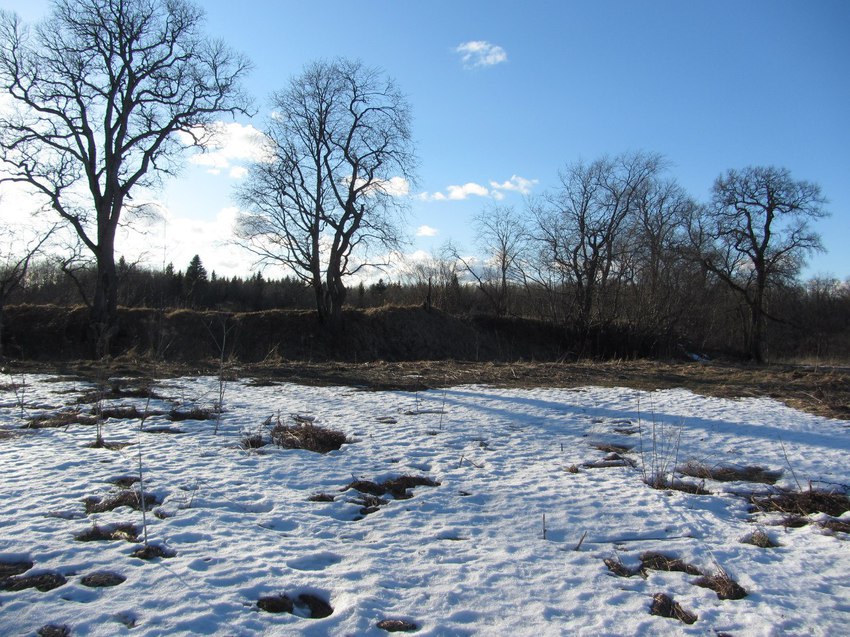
[1,374,849,636]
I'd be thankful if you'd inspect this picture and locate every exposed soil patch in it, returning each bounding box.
[693,571,748,600]
[85,439,130,450]
[308,493,336,502]
[75,523,139,543]
[168,407,215,421]
[84,489,160,513]
[106,475,139,488]
[296,593,334,619]
[257,593,293,614]
[142,426,185,434]
[649,592,697,624]
[26,410,96,429]
[678,461,782,484]
[271,418,347,453]
[377,618,420,632]
[345,475,440,500]
[81,571,126,587]
[256,592,333,618]
[352,494,388,516]
[749,489,850,518]
[37,625,70,637]
[0,559,33,577]
[131,543,176,560]
[1,571,67,592]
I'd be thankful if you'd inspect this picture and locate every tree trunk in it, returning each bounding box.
[90,244,119,358]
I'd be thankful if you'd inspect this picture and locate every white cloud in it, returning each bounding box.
[418,175,536,202]
[416,225,439,237]
[490,175,538,195]
[455,41,508,69]
[178,121,268,178]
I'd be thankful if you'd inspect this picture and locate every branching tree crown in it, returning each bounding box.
[690,165,827,361]
[0,0,252,355]
[236,58,416,327]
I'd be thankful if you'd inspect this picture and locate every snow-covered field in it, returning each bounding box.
[1,374,849,636]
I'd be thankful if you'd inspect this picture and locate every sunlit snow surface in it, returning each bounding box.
[1,375,849,636]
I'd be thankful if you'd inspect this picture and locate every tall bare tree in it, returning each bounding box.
[236,58,416,329]
[533,151,663,330]
[446,205,527,316]
[0,0,252,355]
[689,166,827,361]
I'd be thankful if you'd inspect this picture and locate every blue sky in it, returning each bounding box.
[3,0,849,280]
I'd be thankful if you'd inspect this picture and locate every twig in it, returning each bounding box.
[778,436,803,492]
[574,530,588,551]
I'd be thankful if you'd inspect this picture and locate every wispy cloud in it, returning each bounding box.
[416,224,439,237]
[418,175,536,202]
[455,41,508,69]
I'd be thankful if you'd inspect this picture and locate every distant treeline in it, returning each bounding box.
[7,253,850,362]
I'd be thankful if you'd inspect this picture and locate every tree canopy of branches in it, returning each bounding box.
[532,151,664,331]
[236,58,416,329]
[0,0,252,355]
[689,166,827,361]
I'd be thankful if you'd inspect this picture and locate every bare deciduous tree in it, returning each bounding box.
[445,205,527,316]
[236,58,416,329]
[532,151,663,330]
[689,166,827,361]
[0,0,252,355]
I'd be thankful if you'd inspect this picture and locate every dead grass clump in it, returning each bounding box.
[741,528,779,548]
[37,625,70,637]
[353,494,388,516]
[1,571,67,592]
[649,592,697,624]
[258,593,293,614]
[640,552,702,576]
[75,522,139,543]
[0,559,33,577]
[377,618,420,632]
[693,570,748,600]
[106,476,139,488]
[27,410,96,429]
[168,407,215,421]
[84,489,160,514]
[603,557,643,578]
[308,493,336,502]
[565,464,580,473]
[141,426,184,434]
[81,571,126,587]
[817,517,850,534]
[678,461,782,484]
[646,474,710,495]
[131,543,176,560]
[593,442,634,454]
[750,489,850,518]
[85,438,129,450]
[271,420,347,454]
[381,475,440,499]
[95,405,145,420]
[241,433,266,450]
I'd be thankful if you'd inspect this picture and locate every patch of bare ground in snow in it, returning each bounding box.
[22,358,850,420]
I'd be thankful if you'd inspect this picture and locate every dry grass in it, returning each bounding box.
[749,488,850,518]
[37,625,70,637]
[26,410,96,428]
[84,489,160,514]
[693,569,748,600]
[0,559,33,577]
[649,592,697,624]
[645,474,710,495]
[168,407,215,421]
[75,522,139,542]
[677,461,782,484]
[270,418,347,454]
[81,571,126,587]
[376,619,420,632]
[131,543,176,560]
[741,528,779,548]
[640,552,702,576]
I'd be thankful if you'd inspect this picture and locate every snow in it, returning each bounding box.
[1,374,849,636]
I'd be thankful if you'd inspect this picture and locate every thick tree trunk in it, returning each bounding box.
[90,243,119,358]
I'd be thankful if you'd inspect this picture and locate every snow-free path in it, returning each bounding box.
[1,375,848,636]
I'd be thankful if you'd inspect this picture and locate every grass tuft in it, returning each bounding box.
[749,488,850,518]
[640,552,702,576]
[677,461,782,484]
[84,489,160,514]
[75,522,139,543]
[693,569,748,600]
[271,418,347,454]
[649,592,697,624]
[741,528,779,548]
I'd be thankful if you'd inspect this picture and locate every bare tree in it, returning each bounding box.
[0,225,54,355]
[445,205,527,316]
[236,58,416,329]
[689,166,827,361]
[533,151,663,331]
[0,0,252,356]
